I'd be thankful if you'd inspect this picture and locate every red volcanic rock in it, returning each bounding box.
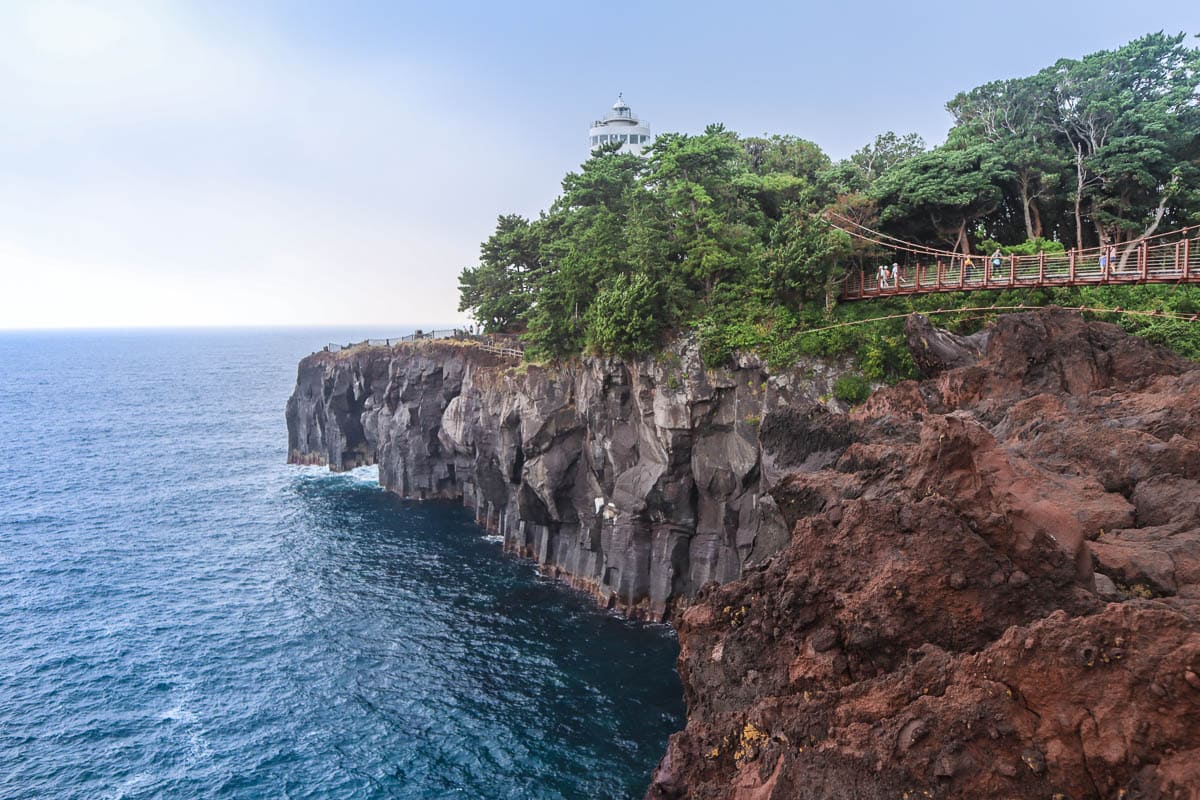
[649,310,1200,800]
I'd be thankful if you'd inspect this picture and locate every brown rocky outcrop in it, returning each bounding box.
[286,338,850,619]
[648,310,1200,800]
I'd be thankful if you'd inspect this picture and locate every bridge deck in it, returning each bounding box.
[837,234,1200,301]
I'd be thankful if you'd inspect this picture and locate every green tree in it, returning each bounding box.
[644,125,752,297]
[584,272,663,356]
[521,148,645,356]
[849,131,927,187]
[764,210,852,309]
[871,142,1013,254]
[1043,32,1200,251]
[947,75,1066,242]
[457,214,543,332]
[741,134,829,178]
[823,131,926,195]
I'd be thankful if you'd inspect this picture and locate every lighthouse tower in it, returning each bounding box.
[588,94,652,156]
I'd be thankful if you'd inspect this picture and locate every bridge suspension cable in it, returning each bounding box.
[823,211,1198,262]
[823,211,956,258]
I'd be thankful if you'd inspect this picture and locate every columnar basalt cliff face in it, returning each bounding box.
[649,310,1200,800]
[286,339,848,618]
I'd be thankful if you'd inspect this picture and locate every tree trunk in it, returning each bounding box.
[1030,201,1043,239]
[1074,145,1087,251]
[1117,192,1171,272]
[953,220,970,256]
[1018,173,1035,241]
[1141,192,1170,239]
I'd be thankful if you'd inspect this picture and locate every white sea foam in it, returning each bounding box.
[107,772,155,800]
[183,727,214,763]
[160,696,213,763]
[345,465,380,484]
[160,704,196,724]
[290,464,332,476]
[292,463,381,487]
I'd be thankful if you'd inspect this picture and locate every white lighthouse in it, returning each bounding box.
[588,94,652,156]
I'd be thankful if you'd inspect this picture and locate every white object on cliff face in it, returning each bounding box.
[595,497,605,515]
[587,94,651,156]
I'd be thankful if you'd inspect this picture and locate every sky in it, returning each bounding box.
[1,1,1198,330]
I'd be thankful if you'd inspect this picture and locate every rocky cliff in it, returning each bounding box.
[649,310,1200,800]
[288,310,1200,798]
[286,338,848,619]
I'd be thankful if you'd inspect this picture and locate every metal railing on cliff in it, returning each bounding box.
[320,329,524,359]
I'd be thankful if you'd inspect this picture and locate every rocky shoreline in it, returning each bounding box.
[286,309,1200,798]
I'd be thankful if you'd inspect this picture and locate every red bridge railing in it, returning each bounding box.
[837,232,1199,301]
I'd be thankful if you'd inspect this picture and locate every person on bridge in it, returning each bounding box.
[891,263,900,288]
[878,264,890,289]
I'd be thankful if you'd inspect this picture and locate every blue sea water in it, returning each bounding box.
[0,329,684,800]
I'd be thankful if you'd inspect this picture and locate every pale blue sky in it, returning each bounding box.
[1,1,1197,329]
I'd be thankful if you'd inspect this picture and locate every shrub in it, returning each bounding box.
[584,272,663,357]
[979,237,1066,256]
[833,373,872,404]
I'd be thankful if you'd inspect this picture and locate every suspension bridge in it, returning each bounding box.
[828,214,1200,302]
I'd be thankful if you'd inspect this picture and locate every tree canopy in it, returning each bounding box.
[458,32,1200,371]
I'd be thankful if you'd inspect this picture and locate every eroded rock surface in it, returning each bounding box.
[286,339,848,618]
[649,310,1200,800]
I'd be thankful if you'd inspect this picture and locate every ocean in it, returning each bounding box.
[0,329,684,800]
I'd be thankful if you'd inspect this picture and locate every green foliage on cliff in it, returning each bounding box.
[584,272,664,357]
[459,33,1200,371]
[833,374,872,405]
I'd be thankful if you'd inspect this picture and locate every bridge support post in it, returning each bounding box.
[1184,237,1191,280]
[1010,254,1016,288]
[1140,241,1149,281]
[1066,250,1072,284]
